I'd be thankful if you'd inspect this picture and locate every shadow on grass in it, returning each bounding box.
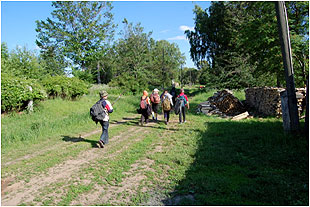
[62,135,98,148]
[163,120,309,205]
[110,117,181,131]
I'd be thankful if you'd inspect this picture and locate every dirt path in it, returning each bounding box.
[1,117,133,168]
[1,114,179,206]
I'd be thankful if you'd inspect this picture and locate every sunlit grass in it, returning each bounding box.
[2,86,308,206]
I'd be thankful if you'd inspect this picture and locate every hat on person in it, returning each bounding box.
[153,88,159,92]
[99,90,108,97]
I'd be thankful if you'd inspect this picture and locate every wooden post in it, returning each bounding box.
[275,1,300,132]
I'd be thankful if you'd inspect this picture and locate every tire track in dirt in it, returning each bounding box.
[1,117,144,206]
[70,117,180,206]
[2,116,139,168]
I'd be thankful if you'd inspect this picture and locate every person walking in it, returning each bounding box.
[170,84,177,106]
[161,89,174,125]
[140,90,151,126]
[150,88,161,121]
[98,91,113,148]
[177,88,189,124]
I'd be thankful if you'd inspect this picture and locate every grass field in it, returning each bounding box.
[1,87,308,205]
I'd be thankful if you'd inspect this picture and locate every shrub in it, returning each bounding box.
[41,76,90,99]
[1,73,47,112]
[109,73,147,95]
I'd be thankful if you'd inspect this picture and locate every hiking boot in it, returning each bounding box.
[184,120,187,123]
[165,121,168,125]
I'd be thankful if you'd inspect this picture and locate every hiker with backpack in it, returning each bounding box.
[161,89,174,125]
[139,90,151,126]
[150,88,161,121]
[170,85,177,106]
[90,91,113,148]
[176,88,189,124]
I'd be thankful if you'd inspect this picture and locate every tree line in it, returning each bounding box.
[2,1,309,98]
[2,2,186,95]
[186,1,309,89]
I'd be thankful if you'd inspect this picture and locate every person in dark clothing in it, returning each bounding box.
[177,88,189,124]
[170,85,177,106]
[140,90,151,126]
[150,88,160,121]
[161,89,174,125]
[98,91,113,148]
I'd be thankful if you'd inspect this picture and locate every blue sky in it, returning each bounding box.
[1,1,211,68]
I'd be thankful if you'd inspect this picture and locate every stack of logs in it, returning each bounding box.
[197,90,248,119]
[245,87,306,117]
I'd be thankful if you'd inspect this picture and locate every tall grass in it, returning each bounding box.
[1,87,140,154]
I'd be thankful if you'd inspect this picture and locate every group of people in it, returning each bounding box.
[94,87,189,148]
[139,87,189,126]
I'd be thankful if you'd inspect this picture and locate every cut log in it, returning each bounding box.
[231,111,250,121]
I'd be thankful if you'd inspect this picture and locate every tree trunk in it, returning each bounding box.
[97,61,101,84]
[301,55,306,87]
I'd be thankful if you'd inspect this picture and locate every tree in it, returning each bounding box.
[1,45,45,79]
[286,1,309,87]
[186,1,308,89]
[38,45,67,76]
[35,1,115,76]
[186,2,256,89]
[1,42,9,73]
[109,20,153,93]
[109,20,185,93]
[150,40,185,87]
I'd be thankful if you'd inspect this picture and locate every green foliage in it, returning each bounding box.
[109,72,146,95]
[187,1,309,89]
[71,68,95,84]
[149,40,186,87]
[110,21,185,93]
[35,1,115,72]
[1,73,47,112]
[1,44,47,80]
[41,76,89,99]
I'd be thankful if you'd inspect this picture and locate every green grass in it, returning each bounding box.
[1,86,308,206]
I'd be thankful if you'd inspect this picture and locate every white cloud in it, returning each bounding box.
[167,35,187,41]
[179,25,194,31]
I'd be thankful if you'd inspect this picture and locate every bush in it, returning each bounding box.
[1,73,47,112]
[41,76,90,99]
[109,73,147,95]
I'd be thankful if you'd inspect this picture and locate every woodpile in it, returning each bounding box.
[244,87,306,117]
[197,90,248,119]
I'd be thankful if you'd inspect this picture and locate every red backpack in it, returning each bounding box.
[140,97,147,109]
[152,94,160,104]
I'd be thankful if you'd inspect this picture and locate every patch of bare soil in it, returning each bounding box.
[2,116,138,168]
[2,114,180,206]
[71,117,180,206]
[1,116,144,206]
